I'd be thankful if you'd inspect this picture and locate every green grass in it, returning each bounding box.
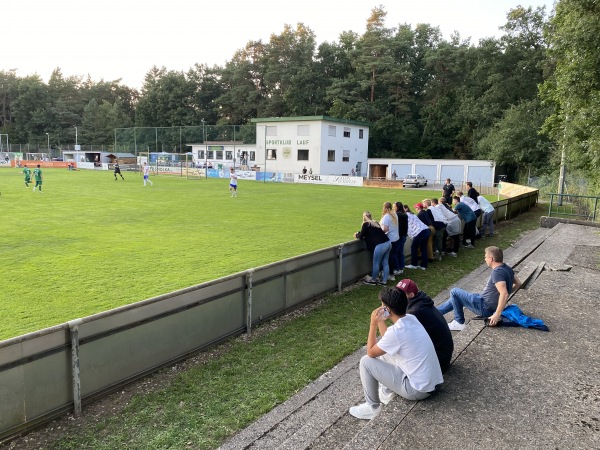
[5,166,543,449]
[2,167,444,340]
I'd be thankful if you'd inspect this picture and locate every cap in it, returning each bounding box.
[414,203,423,209]
[396,279,418,296]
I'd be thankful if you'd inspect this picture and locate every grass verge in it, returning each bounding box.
[15,205,545,449]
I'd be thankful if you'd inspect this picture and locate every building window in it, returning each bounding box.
[359,129,364,139]
[297,125,310,136]
[328,125,336,137]
[266,126,277,136]
[327,150,335,162]
[267,149,277,160]
[343,150,350,162]
[207,150,214,159]
[198,150,205,159]
[343,127,351,138]
[226,151,233,160]
[298,149,309,161]
[216,150,223,160]
[250,151,255,161]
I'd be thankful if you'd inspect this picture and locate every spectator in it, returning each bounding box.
[436,197,460,257]
[437,246,522,330]
[424,199,446,260]
[442,178,455,204]
[453,196,476,248]
[349,287,443,420]
[466,181,480,203]
[478,195,495,237]
[414,203,434,260]
[393,202,408,274]
[354,211,391,285]
[396,279,454,373]
[380,202,400,280]
[405,207,430,270]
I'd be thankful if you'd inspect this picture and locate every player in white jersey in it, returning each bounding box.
[143,162,153,186]
[229,167,238,197]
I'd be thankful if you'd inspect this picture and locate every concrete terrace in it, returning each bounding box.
[220,222,600,450]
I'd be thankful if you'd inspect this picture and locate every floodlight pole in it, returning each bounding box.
[74,126,78,146]
[202,119,207,180]
[46,133,50,151]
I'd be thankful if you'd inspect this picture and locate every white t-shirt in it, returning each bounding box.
[230,172,238,186]
[143,165,150,176]
[377,314,443,392]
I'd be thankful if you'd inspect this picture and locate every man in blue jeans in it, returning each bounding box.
[437,246,522,331]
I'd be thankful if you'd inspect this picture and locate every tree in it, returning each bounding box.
[540,0,600,192]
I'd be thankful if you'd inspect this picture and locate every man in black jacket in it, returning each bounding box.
[396,279,454,373]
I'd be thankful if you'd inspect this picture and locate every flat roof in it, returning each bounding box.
[251,115,370,127]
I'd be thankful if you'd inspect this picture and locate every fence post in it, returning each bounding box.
[246,270,254,336]
[337,244,344,293]
[68,318,83,417]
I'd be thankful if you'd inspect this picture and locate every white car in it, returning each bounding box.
[403,173,428,188]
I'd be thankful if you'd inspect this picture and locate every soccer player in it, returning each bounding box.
[143,162,153,186]
[32,164,43,192]
[114,161,124,181]
[23,164,32,187]
[229,167,238,197]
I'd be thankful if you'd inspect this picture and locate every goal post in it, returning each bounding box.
[185,153,204,180]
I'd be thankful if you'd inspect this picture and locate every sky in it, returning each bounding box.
[5,0,555,90]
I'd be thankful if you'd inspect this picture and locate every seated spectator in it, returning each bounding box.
[437,246,522,330]
[349,287,443,420]
[396,279,454,373]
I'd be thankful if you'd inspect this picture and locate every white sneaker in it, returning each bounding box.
[448,252,458,257]
[349,402,381,420]
[405,265,418,269]
[417,266,426,270]
[379,385,395,405]
[448,320,465,331]
[393,270,403,275]
[387,275,395,282]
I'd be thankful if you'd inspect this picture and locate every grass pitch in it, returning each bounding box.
[1,167,437,341]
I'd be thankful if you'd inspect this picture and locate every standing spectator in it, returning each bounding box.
[348,287,443,420]
[396,279,454,373]
[380,202,400,280]
[32,164,43,192]
[436,197,461,257]
[393,202,408,274]
[442,178,455,204]
[229,168,238,197]
[427,198,447,259]
[302,166,307,175]
[457,190,481,220]
[405,207,430,270]
[466,181,480,203]
[414,203,434,260]
[143,162,153,186]
[23,164,32,187]
[354,211,391,285]
[478,195,495,237]
[453,196,476,248]
[437,246,522,330]
[391,170,398,180]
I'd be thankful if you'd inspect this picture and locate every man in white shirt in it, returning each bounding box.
[349,287,444,420]
[478,195,495,237]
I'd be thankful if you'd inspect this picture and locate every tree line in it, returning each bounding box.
[1,3,598,191]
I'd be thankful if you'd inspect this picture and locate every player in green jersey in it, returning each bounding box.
[23,165,32,187]
[32,164,43,192]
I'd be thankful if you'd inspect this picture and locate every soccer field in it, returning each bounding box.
[1,167,440,340]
